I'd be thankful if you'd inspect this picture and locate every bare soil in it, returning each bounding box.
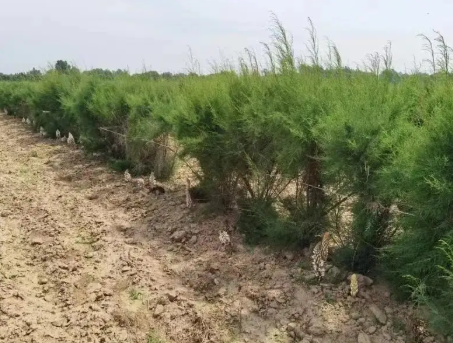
[0,114,436,343]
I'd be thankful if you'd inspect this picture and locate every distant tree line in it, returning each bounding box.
[0,60,199,81]
[0,68,42,81]
[0,59,446,83]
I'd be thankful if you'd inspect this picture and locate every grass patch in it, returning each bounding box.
[146,330,166,343]
[128,288,143,301]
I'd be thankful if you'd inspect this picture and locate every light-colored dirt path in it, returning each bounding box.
[0,114,427,343]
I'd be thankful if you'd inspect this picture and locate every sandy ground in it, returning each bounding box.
[0,114,437,343]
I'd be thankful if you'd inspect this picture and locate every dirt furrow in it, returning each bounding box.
[0,117,228,342]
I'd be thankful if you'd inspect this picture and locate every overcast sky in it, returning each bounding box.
[0,0,451,74]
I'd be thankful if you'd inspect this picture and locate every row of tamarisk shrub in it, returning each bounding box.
[1,15,453,337]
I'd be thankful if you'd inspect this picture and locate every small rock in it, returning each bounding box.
[368,326,377,334]
[383,332,392,340]
[89,304,101,312]
[284,252,295,261]
[170,230,187,243]
[38,277,48,285]
[153,304,165,318]
[308,323,325,336]
[85,193,99,200]
[359,274,374,286]
[114,221,131,233]
[269,300,279,309]
[215,288,226,298]
[294,328,304,340]
[31,238,44,246]
[287,322,297,332]
[347,273,374,287]
[157,295,170,305]
[351,312,361,320]
[207,263,221,274]
[324,263,333,272]
[85,252,94,259]
[58,263,69,270]
[304,272,318,282]
[188,235,198,244]
[51,320,62,327]
[358,332,372,343]
[165,291,178,302]
[361,291,371,300]
[325,266,344,284]
[92,242,103,251]
[369,304,387,325]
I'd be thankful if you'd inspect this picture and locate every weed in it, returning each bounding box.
[146,330,165,343]
[128,288,143,301]
[324,291,336,304]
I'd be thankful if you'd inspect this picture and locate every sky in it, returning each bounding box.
[0,0,452,74]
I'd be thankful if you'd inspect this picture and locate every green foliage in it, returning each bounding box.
[108,158,133,172]
[55,60,73,73]
[1,71,177,177]
[237,197,280,245]
[0,68,42,81]
[380,94,453,300]
[146,330,166,343]
[0,81,37,117]
[316,77,416,272]
[166,73,248,206]
[62,76,104,147]
[125,79,178,178]
[407,240,453,336]
[32,71,81,136]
